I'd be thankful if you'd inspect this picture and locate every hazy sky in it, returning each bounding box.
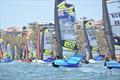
[0,0,102,29]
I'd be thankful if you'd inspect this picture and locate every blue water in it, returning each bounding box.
[0,61,120,80]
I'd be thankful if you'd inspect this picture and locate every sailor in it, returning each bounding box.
[51,32,58,59]
[83,41,89,64]
[104,53,110,66]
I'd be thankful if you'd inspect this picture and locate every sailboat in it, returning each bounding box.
[52,0,84,67]
[0,48,3,61]
[83,20,105,63]
[37,31,40,60]
[102,0,120,69]
[82,19,97,63]
[32,29,40,63]
[32,27,47,63]
[107,0,120,62]
[25,40,32,62]
[0,44,12,63]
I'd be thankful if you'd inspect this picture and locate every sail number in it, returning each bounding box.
[114,20,120,25]
[110,12,120,25]
[111,12,120,18]
[64,41,75,49]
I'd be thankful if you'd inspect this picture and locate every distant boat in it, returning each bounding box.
[0,48,3,61]
[25,40,32,62]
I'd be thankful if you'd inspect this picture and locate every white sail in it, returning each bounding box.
[107,0,120,54]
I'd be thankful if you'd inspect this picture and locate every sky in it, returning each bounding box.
[0,0,102,29]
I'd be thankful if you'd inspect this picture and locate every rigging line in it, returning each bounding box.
[112,33,120,38]
[103,30,120,52]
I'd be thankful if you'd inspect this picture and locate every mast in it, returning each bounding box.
[40,30,44,60]
[83,18,93,59]
[37,31,40,60]
[54,0,63,59]
[102,0,116,60]
[25,40,29,60]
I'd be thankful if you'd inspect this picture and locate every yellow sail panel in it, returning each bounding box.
[57,1,67,10]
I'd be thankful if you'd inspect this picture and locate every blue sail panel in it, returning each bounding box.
[58,10,69,19]
[66,4,76,22]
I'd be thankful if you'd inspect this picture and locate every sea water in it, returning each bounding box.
[0,60,120,80]
[0,51,120,80]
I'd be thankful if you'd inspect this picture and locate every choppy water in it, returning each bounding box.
[0,61,120,80]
